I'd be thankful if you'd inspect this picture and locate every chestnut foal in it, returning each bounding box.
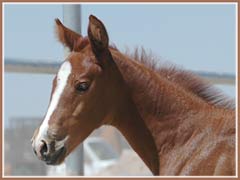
[31,15,235,176]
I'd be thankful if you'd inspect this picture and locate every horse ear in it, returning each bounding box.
[88,15,109,56]
[55,18,82,51]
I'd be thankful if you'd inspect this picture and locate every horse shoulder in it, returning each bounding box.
[155,107,235,175]
[179,108,235,175]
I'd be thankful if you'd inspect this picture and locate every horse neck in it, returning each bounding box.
[110,96,159,175]
[112,50,207,111]
[108,50,236,175]
[111,50,209,152]
[103,55,159,175]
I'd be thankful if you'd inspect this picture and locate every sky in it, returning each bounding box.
[4,3,237,127]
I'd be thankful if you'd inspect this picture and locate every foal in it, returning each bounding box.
[31,15,235,176]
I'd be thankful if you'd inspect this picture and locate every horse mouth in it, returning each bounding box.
[44,146,66,165]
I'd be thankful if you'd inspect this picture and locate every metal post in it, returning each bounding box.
[63,5,82,58]
[63,4,84,176]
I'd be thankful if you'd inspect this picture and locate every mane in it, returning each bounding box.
[125,47,235,110]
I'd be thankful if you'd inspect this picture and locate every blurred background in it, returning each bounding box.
[3,3,236,176]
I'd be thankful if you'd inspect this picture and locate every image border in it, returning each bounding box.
[1,1,238,180]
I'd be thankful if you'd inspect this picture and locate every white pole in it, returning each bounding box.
[63,4,84,176]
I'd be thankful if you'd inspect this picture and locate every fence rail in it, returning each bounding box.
[4,59,235,85]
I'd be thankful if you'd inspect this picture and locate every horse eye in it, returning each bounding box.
[75,82,90,93]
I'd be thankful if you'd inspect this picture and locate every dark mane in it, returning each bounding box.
[125,47,235,109]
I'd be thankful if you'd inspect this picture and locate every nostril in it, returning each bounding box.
[33,149,37,155]
[40,140,48,157]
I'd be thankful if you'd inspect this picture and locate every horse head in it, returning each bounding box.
[31,15,119,165]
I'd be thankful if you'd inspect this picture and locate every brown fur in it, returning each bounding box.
[111,48,235,175]
[32,16,235,176]
[127,47,235,109]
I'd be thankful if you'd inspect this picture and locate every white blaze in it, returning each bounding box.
[35,61,72,145]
